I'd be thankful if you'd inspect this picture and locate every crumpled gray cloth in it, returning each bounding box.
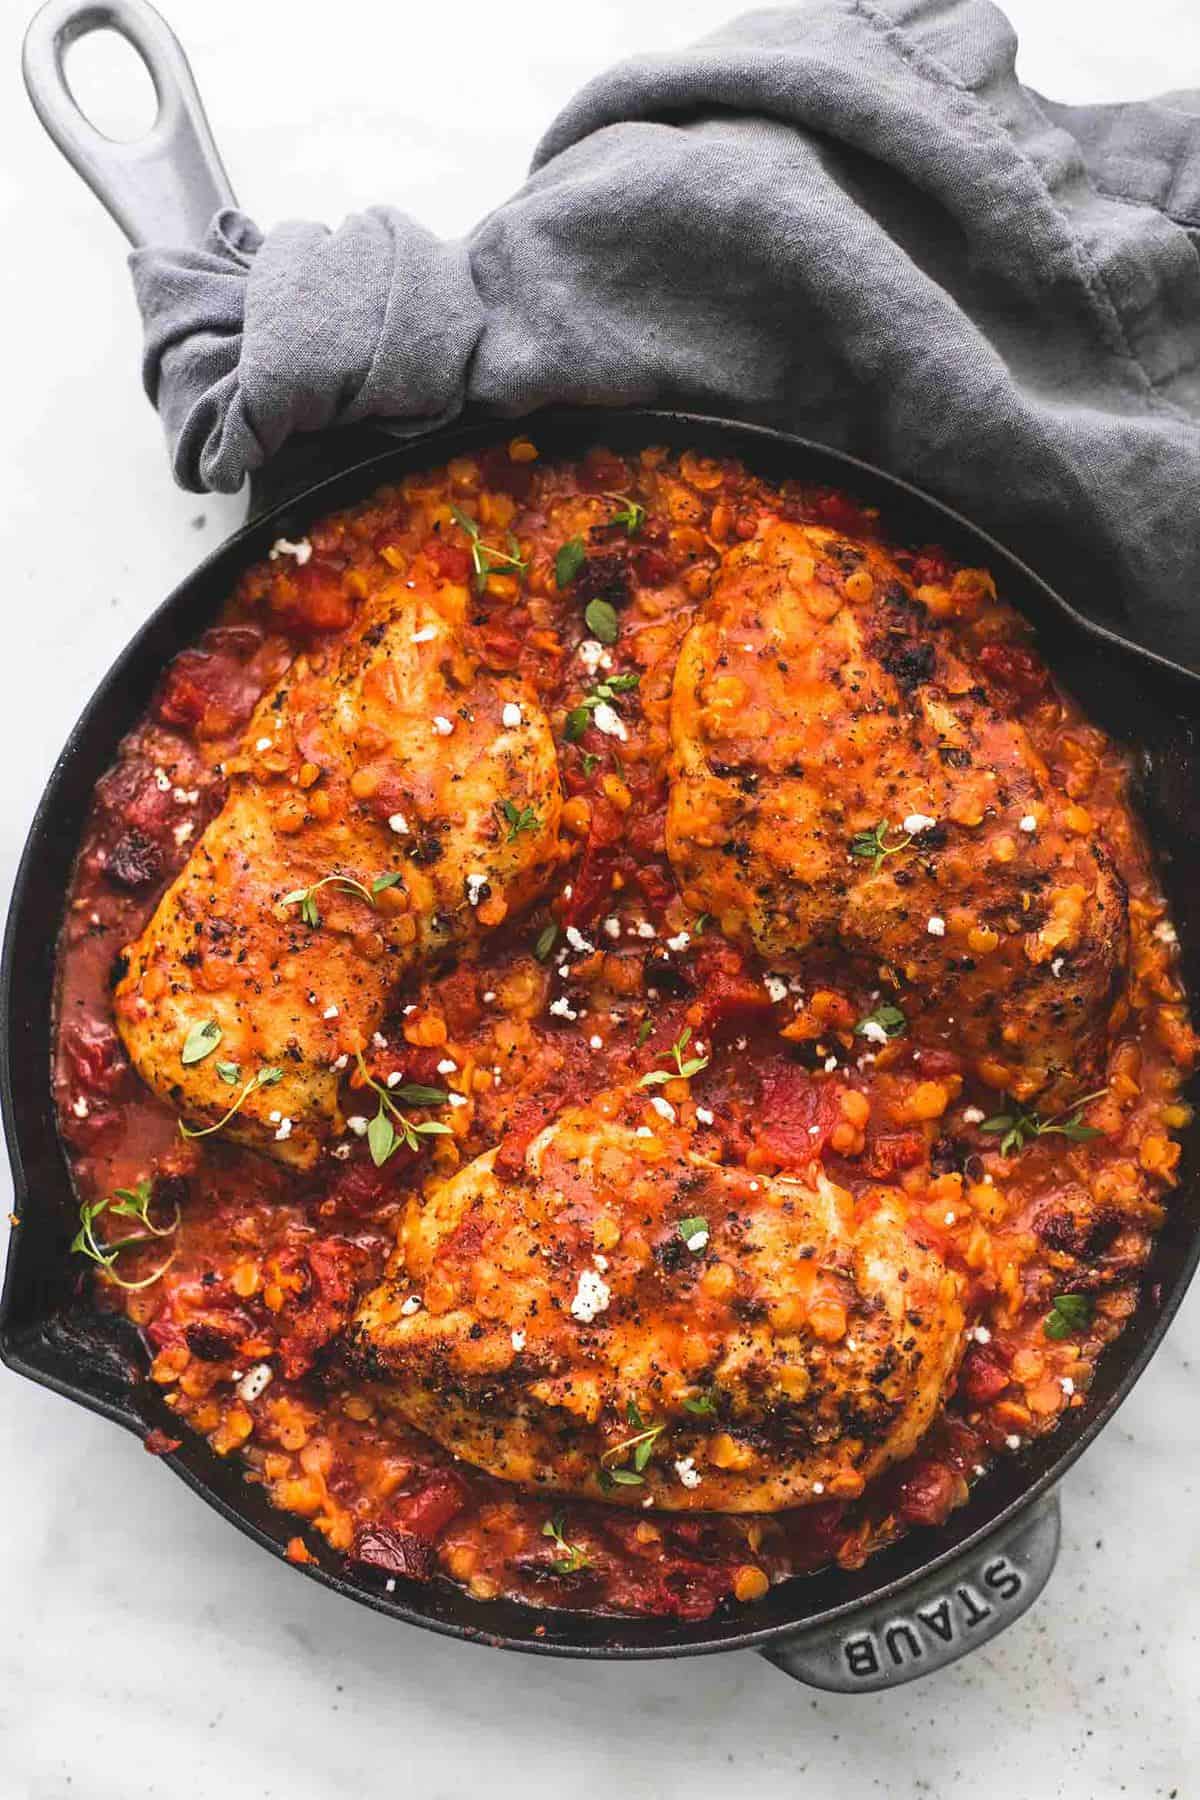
[130,0,1200,664]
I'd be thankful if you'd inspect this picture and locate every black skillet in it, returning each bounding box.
[7,0,1199,1692]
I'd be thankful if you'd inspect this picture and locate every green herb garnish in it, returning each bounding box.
[682,1390,717,1417]
[980,1089,1107,1158]
[179,1065,285,1140]
[636,1019,653,1047]
[534,923,559,962]
[854,1002,907,1041]
[848,820,913,874]
[498,798,541,843]
[638,1027,709,1088]
[676,1215,710,1253]
[602,1400,667,1476]
[555,537,587,589]
[1044,1293,1094,1340]
[584,599,619,644]
[562,671,641,744]
[451,505,529,595]
[214,1060,241,1086]
[70,1177,180,1291]
[181,1018,222,1066]
[282,872,401,930]
[542,1511,590,1574]
[354,1051,452,1168]
[605,494,646,536]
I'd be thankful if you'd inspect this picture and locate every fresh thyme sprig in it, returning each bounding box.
[497,798,541,843]
[178,1065,285,1140]
[980,1088,1108,1158]
[353,1050,452,1168]
[450,505,528,594]
[599,1400,667,1486]
[541,1512,590,1575]
[282,871,403,930]
[848,821,913,874]
[70,1177,180,1291]
[637,1027,709,1088]
[563,672,640,743]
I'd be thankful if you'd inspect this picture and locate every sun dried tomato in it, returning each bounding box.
[354,1526,435,1582]
[958,1344,1011,1404]
[106,828,163,890]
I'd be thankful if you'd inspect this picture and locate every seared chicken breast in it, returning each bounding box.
[349,1101,965,1511]
[115,571,562,1166]
[667,520,1127,1101]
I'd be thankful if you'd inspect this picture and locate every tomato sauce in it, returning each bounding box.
[51,439,1195,1620]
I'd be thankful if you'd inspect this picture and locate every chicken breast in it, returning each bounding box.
[667,520,1127,1101]
[114,571,562,1167]
[348,1102,965,1511]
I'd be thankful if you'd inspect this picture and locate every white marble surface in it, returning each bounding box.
[2,1,1199,1793]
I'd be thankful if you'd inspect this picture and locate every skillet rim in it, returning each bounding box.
[3,405,1198,1661]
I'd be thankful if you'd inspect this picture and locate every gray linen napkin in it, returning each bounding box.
[129,0,1200,664]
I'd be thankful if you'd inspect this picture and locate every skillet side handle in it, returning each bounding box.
[762,1492,1060,1693]
[22,0,235,248]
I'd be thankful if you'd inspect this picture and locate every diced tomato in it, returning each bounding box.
[390,1468,469,1540]
[354,1525,435,1581]
[436,967,482,1036]
[958,1344,1011,1405]
[61,1018,128,1098]
[862,1129,928,1178]
[892,1459,962,1527]
[693,944,774,1036]
[577,448,628,494]
[273,1236,368,1379]
[424,538,471,583]
[757,1061,844,1165]
[976,642,1052,703]
[156,641,268,736]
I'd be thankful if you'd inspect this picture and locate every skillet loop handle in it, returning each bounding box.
[762,1492,1061,1692]
[22,0,236,247]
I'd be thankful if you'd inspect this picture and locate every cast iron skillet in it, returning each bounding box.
[9,0,1200,1692]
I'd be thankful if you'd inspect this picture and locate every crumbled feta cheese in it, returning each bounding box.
[902,813,936,834]
[1051,956,1064,977]
[1019,814,1037,833]
[635,921,656,939]
[858,1020,889,1046]
[448,1093,469,1109]
[764,975,789,1003]
[388,813,409,835]
[591,701,627,741]
[323,1004,339,1020]
[635,1125,654,1138]
[1060,1377,1075,1396]
[272,1117,293,1142]
[926,915,946,937]
[411,625,438,643]
[1155,920,1179,946]
[593,1254,609,1272]
[465,872,489,907]
[812,1481,825,1495]
[332,1143,351,1161]
[570,1267,611,1323]
[436,1058,457,1075]
[566,926,594,954]
[969,1324,991,1344]
[332,1053,348,1071]
[501,702,522,728]
[943,1211,956,1226]
[153,767,171,792]
[255,737,273,752]
[173,821,194,847]
[482,990,497,1004]
[549,995,578,1021]
[269,536,312,564]
[432,715,454,736]
[400,1295,422,1316]
[172,787,199,806]
[268,1111,282,1124]
[649,1096,676,1122]
[71,1096,89,1119]
[665,931,691,953]
[823,1055,838,1073]
[695,1106,715,1126]
[577,639,611,675]
[347,1115,369,1136]
[386,1071,403,1088]
[683,1223,709,1253]
[511,1330,526,1352]
[237,1363,273,1403]
[674,1457,702,1490]
[603,916,622,940]
[962,1105,984,1124]
[373,1032,388,1049]
[1005,1433,1022,1450]
[588,1034,603,1050]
